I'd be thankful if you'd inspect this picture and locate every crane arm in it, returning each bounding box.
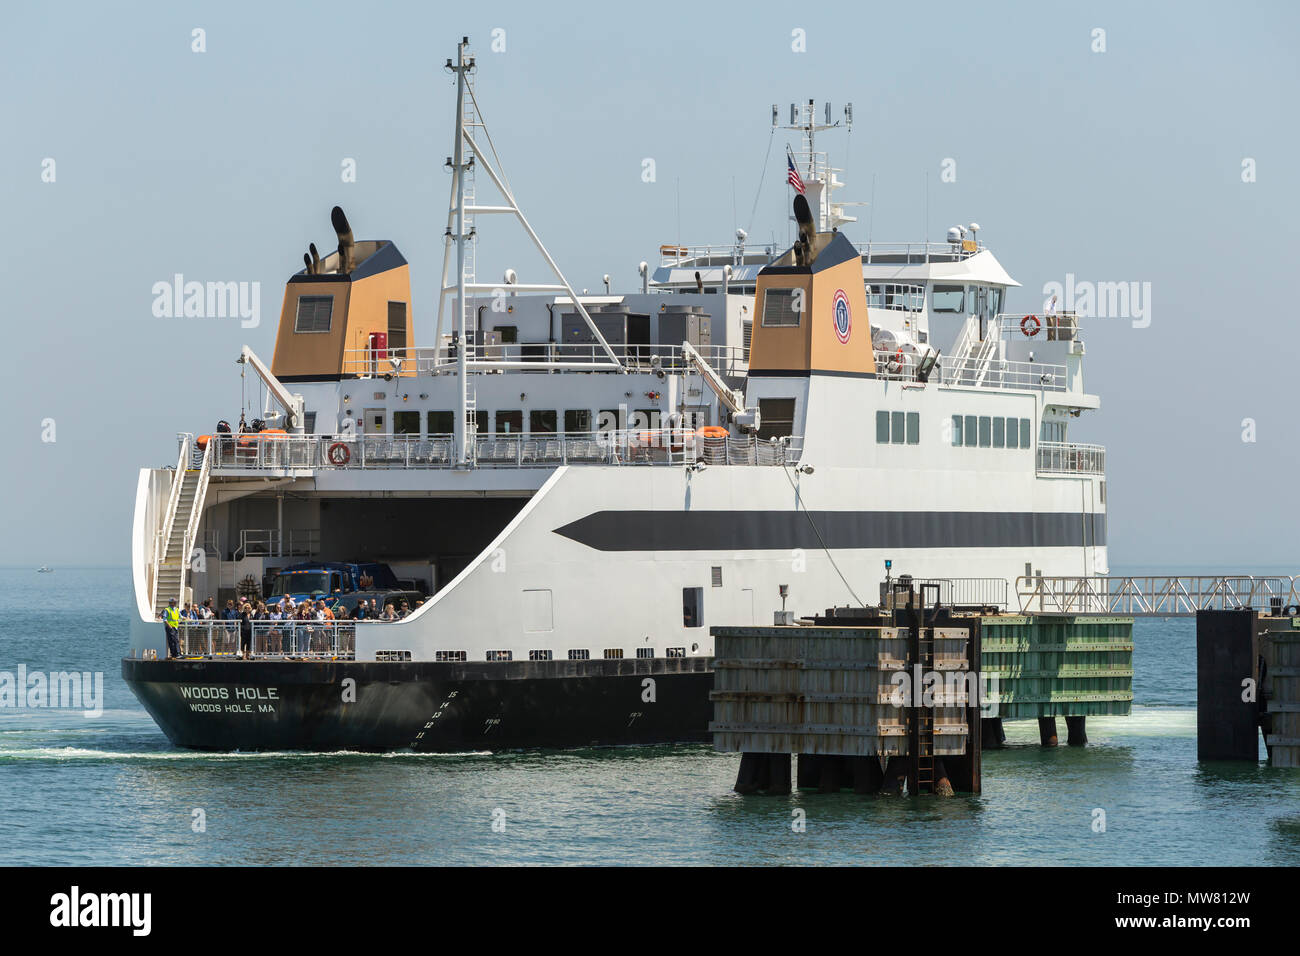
[680,341,745,416]
[237,346,304,430]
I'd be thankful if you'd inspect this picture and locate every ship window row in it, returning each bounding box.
[434,647,688,662]
[386,409,684,437]
[876,410,920,445]
[951,415,1031,449]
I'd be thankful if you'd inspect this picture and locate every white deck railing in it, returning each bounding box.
[1037,441,1106,476]
[874,350,1068,392]
[206,430,802,471]
[176,620,356,659]
[341,342,750,378]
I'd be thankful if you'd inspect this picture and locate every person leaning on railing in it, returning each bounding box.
[160,599,181,659]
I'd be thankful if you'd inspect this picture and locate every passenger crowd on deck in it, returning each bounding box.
[162,593,422,659]
[174,595,418,623]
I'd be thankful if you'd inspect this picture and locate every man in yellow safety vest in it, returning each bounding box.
[161,598,181,659]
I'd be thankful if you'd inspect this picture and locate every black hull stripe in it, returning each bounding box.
[553,510,1106,551]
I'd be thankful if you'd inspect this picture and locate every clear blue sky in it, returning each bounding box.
[2,0,1297,566]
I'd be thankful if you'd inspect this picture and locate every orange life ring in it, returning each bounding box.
[327,442,351,465]
[699,426,728,439]
[1021,314,1041,337]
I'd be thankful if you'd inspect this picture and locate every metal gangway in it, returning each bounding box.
[1015,575,1300,616]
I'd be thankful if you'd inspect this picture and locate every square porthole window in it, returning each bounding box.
[567,649,590,661]
[636,647,654,659]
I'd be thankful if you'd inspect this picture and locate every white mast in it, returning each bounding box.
[437,37,627,465]
[452,38,471,463]
[775,100,859,233]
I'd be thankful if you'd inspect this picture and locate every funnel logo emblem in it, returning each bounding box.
[832,289,852,344]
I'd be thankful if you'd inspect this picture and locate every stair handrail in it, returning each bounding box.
[152,433,192,611]
[177,438,214,605]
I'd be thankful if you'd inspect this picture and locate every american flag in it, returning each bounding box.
[786,154,805,194]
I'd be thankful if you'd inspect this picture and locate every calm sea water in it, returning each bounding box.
[1,567,1298,866]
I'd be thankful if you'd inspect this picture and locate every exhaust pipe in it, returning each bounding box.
[331,206,354,274]
[309,242,321,274]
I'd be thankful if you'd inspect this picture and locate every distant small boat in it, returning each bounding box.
[36,566,53,573]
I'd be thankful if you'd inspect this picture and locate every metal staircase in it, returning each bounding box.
[151,436,212,615]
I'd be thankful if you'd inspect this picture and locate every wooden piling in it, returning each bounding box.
[1065,715,1087,746]
[767,753,792,795]
[1196,610,1261,761]
[1038,716,1058,747]
[981,717,1006,749]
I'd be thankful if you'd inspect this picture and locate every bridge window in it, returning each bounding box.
[758,398,795,441]
[529,410,557,434]
[564,409,591,433]
[870,283,925,313]
[978,416,992,447]
[963,415,977,447]
[474,411,488,435]
[294,296,333,333]
[1041,421,1066,443]
[1005,417,1019,449]
[496,410,523,434]
[761,288,802,327]
[393,411,420,435]
[1020,419,1031,447]
[931,284,966,313]
[428,410,454,435]
[993,416,1005,448]
[597,409,619,433]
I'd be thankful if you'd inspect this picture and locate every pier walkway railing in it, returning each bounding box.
[176,621,355,659]
[1016,575,1299,616]
[205,430,801,472]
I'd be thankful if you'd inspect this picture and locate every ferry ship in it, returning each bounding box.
[123,38,1105,751]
